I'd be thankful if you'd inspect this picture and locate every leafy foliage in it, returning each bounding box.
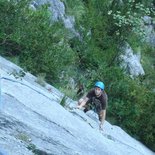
[0,0,77,83]
[108,0,154,41]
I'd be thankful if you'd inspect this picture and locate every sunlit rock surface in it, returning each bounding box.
[0,56,154,155]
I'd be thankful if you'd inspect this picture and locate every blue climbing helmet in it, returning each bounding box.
[95,81,105,90]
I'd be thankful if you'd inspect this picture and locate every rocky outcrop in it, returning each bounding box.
[143,16,155,47]
[0,56,154,155]
[32,0,80,38]
[120,43,145,77]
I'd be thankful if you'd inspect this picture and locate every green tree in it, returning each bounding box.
[0,0,77,82]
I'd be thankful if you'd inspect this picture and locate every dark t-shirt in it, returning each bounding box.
[86,89,108,110]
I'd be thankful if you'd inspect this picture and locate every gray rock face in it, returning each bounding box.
[120,43,145,77]
[0,56,154,155]
[35,0,65,21]
[0,148,8,155]
[33,0,80,38]
[142,16,155,47]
